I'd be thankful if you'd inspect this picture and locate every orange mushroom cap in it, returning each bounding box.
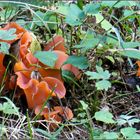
[0,53,6,83]
[44,35,66,53]
[14,53,66,109]
[35,105,73,130]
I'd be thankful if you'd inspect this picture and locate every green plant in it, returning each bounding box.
[85,65,111,91]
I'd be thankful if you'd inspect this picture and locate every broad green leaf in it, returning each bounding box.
[29,33,41,54]
[0,28,17,40]
[101,1,116,7]
[83,3,100,15]
[101,132,118,139]
[0,42,10,54]
[0,97,20,116]
[75,30,99,52]
[101,19,112,31]
[34,51,58,67]
[2,102,19,115]
[120,127,136,138]
[65,4,85,26]
[96,65,103,73]
[122,42,140,48]
[114,1,137,8]
[85,71,102,80]
[86,66,110,80]
[64,55,88,69]
[55,5,69,16]
[80,100,88,110]
[123,10,135,17]
[131,134,140,139]
[94,13,104,23]
[96,80,111,91]
[101,1,137,8]
[95,110,116,124]
[33,11,45,26]
[119,49,140,60]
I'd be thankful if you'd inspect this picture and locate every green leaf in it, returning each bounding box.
[85,66,110,80]
[33,11,45,26]
[55,4,69,16]
[101,1,116,7]
[94,13,104,23]
[96,80,111,91]
[131,134,140,139]
[85,71,102,80]
[101,19,112,31]
[0,28,17,40]
[101,132,118,139]
[0,42,10,54]
[120,127,136,138]
[122,42,140,48]
[80,100,88,110]
[34,51,58,67]
[83,3,100,15]
[95,110,116,124]
[119,49,140,59]
[64,55,88,69]
[65,4,85,26]
[75,30,100,52]
[0,97,20,116]
[101,1,136,8]
[2,102,19,115]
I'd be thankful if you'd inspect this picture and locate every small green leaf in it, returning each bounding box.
[34,51,58,67]
[122,42,140,48]
[0,28,17,40]
[65,4,85,26]
[85,66,110,80]
[56,5,69,16]
[80,100,88,110]
[119,49,140,59]
[2,102,19,115]
[101,132,118,139]
[131,134,140,139]
[95,110,116,124]
[120,127,136,138]
[96,80,111,91]
[1,97,20,117]
[0,99,19,116]
[85,71,101,80]
[83,3,100,15]
[101,19,112,31]
[0,42,10,54]
[64,55,88,69]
